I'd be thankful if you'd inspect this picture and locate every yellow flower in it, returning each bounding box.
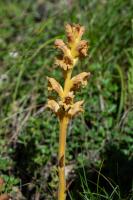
[70,72,90,91]
[47,99,60,113]
[65,24,88,58]
[47,77,64,98]
[47,24,89,119]
[55,39,74,70]
[65,24,85,46]
[55,56,73,71]
[55,24,88,71]
[68,100,84,117]
[55,39,70,56]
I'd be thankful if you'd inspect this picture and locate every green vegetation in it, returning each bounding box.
[0,0,133,199]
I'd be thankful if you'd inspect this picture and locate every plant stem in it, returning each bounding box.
[58,51,73,200]
[58,115,69,200]
[64,69,72,95]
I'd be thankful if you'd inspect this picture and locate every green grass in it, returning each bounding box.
[0,0,133,199]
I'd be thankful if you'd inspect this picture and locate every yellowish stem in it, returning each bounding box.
[64,69,72,96]
[47,24,88,200]
[58,66,73,200]
[58,44,77,200]
[58,116,69,200]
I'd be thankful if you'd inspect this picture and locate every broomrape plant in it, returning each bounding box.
[47,24,90,200]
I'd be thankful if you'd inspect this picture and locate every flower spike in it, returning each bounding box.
[47,23,90,200]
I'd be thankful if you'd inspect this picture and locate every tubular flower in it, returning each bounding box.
[70,72,90,91]
[68,100,84,117]
[55,39,70,55]
[55,39,74,70]
[55,55,73,70]
[47,77,64,98]
[47,99,60,114]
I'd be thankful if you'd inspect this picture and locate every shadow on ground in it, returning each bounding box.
[69,143,133,200]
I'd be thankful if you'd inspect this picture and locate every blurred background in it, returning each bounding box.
[0,0,133,199]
